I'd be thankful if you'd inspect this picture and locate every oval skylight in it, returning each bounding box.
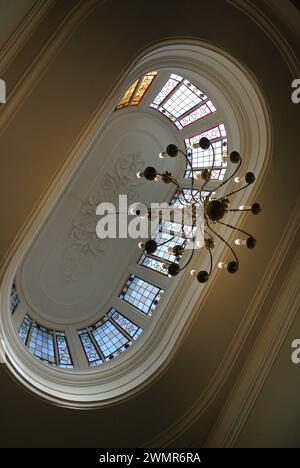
[0,41,269,407]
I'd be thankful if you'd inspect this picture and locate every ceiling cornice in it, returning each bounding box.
[0,0,56,76]
[0,0,102,136]
[142,198,300,447]
[205,202,300,447]
[227,0,300,76]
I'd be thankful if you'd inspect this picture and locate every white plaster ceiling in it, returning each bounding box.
[20,110,183,324]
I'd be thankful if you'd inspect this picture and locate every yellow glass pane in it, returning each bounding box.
[130,71,158,106]
[116,79,139,109]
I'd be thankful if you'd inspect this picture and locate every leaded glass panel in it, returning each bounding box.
[120,274,164,316]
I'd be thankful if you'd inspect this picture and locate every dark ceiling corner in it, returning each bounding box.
[290,0,300,12]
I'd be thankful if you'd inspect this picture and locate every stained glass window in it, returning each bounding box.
[91,318,130,361]
[150,74,183,108]
[28,324,56,365]
[170,188,203,207]
[78,309,143,366]
[10,294,20,313]
[120,274,164,316]
[150,75,216,129]
[175,101,216,130]
[139,254,169,275]
[18,315,32,344]
[130,71,157,106]
[116,71,157,109]
[18,315,74,368]
[107,308,143,340]
[138,190,201,275]
[184,124,227,180]
[116,79,139,109]
[78,330,103,367]
[56,331,73,368]
[10,281,20,313]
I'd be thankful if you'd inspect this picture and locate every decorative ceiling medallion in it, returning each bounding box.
[64,152,144,281]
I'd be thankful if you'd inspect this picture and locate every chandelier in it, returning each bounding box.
[136,137,261,283]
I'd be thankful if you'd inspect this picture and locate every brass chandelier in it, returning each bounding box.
[136,137,261,283]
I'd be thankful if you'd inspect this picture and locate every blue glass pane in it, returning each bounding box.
[28,324,55,365]
[18,315,32,344]
[139,254,169,275]
[10,293,20,313]
[120,275,164,316]
[150,75,215,129]
[91,318,130,361]
[56,332,73,369]
[78,330,102,366]
[184,124,227,180]
[107,308,143,340]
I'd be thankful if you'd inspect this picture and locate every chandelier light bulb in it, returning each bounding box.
[235,238,246,246]
[137,137,260,284]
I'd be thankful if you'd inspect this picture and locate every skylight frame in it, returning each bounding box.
[150,75,216,129]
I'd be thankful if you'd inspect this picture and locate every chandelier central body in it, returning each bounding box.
[137,138,261,283]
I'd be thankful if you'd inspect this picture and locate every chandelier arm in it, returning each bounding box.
[226,208,251,212]
[216,220,254,238]
[170,178,194,206]
[207,223,239,265]
[213,158,243,196]
[179,244,195,272]
[155,235,177,247]
[178,214,200,271]
[178,149,200,205]
[220,182,252,199]
[204,229,214,241]
[208,248,213,276]
[199,142,217,202]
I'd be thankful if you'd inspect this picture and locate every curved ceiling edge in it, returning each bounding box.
[0,40,272,408]
[0,0,101,135]
[228,0,300,76]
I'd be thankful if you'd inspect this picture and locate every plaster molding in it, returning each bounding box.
[143,198,300,448]
[0,0,102,135]
[0,41,271,408]
[228,0,300,76]
[205,207,300,447]
[264,0,300,39]
[63,152,144,281]
[0,0,56,75]
[0,337,6,364]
